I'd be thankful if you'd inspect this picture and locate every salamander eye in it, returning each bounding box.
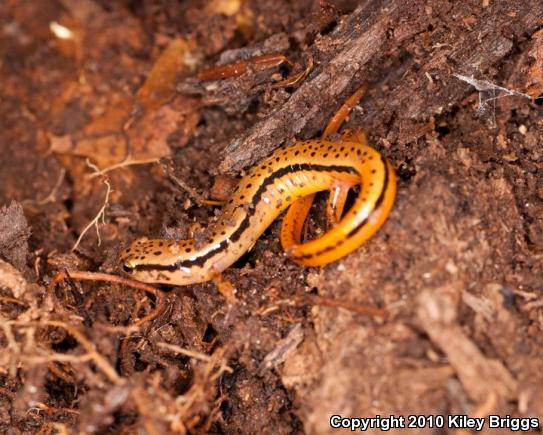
[123,262,135,274]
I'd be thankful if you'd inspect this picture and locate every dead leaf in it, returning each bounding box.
[52,37,202,169]
[128,104,184,161]
[137,37,202,111]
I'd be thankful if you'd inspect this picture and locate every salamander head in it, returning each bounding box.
[119,237,192,284]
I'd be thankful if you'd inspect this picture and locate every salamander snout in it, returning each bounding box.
[119,248,138,275]
[119,236,151,274]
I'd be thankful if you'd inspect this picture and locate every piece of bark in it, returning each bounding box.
[219,0,543,172]
[0,201,30,273]
[259,323,304,373]
[417,287,518,403]
[219,0,390,172]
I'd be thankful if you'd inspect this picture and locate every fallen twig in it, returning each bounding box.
[48,270,164,326]
[157,342,212,364]
[4,319,125,385]
[87,157,160,179]
[257,294,388,319]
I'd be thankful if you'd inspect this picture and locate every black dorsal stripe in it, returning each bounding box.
[135,163,359,272]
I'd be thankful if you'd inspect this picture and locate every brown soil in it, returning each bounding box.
[0,0,542,433]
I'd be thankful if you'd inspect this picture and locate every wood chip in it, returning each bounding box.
[417,287,517,402]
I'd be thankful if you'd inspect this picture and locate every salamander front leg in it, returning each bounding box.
[321,84,367,139]
[280,194,315,252]
[326,180,355,226]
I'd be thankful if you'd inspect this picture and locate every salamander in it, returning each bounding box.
[120,137,396,285]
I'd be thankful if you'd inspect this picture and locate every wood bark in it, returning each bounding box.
[219,0,543,173]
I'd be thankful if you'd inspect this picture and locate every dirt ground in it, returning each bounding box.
[0,0,542,433]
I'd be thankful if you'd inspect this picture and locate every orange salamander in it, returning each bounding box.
[120,86,396,285]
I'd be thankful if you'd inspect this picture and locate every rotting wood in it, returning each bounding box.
[417,288,518,402]
[219,0,543,173]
